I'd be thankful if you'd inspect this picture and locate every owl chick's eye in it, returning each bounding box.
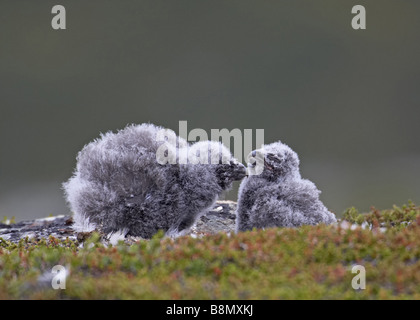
[266,153,280,162]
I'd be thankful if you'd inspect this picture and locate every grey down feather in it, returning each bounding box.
[63,123,246,239]
[236,141,337,232]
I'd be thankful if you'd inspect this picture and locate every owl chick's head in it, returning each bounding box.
[188,140,247,190]
[247,141,300,179]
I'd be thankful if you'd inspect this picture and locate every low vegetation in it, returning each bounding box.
[1,202,420,299]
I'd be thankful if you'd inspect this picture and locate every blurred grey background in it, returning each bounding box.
[1,1,419,221]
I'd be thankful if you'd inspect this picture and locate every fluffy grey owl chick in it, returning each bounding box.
[63,123,246,239]
[236,141,337,232]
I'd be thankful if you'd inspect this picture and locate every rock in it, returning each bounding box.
[0,201,238,244]
[190,201,237,237]
[0,215,77,244]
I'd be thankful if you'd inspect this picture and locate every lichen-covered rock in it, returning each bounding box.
[190,201,237,237]
[0,201,238,244]
[0,215,75,243]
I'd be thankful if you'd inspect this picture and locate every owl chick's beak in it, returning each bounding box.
[247,150,260,170]
[233,162,247,180]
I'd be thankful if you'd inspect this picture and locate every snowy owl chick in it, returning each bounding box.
[63,123,246,239]
[236,141,337,232]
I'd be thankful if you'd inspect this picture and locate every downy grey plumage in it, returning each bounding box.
[236,141,336,232]
[63,123,246,239]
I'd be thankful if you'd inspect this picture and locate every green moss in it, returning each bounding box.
[1,203,420,299]
[343,201,420,229]
[1,216,15,224]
